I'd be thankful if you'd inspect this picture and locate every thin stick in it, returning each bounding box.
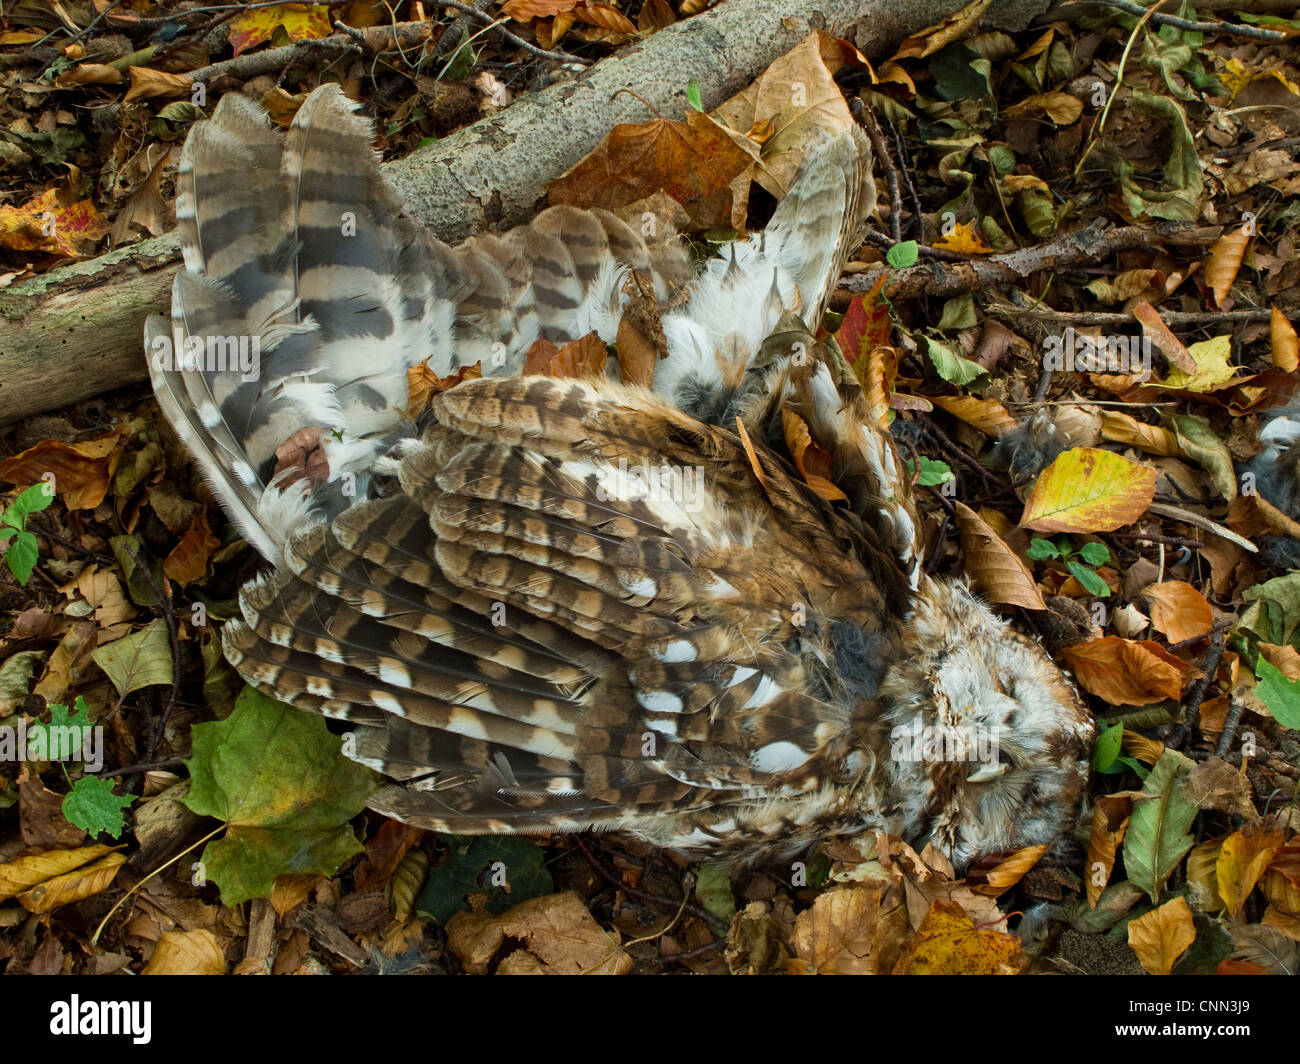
[1083,0,1285,41]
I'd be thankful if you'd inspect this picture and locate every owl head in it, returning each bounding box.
[878,579,1094,868]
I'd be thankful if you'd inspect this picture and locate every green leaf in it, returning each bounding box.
[1242,572,1300,644]
[0,650,44,715]
[27,697,93,761]
[3,530,39,585]
[1,482,55,529]
[686,77,703,111]
[181,686,378,904]
[1091,721,1124,772]
[923,336,986,386]
[1253,658,1300,730]
[1026,538,1061,561]
[695,861,736,922]
[1122,749,1197,904]
[936,293,977,330]
[916,457,955,487]
[1076,541,1110,567]
[1067,559,1111,598]
[110,534,163,607]
[62,776,135,838]
[91,619,173,699]
[886,240,919,269]
[415,836,553,924]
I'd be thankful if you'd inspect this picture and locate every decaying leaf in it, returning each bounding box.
[781,406,848,502]
[953,502,1046,610]
[523,333,608,379]
[0,426,129,510]
[1020,448,1156,533]
[141,929,227,975]
[1218,820,1286,916]
[1059,636,1192,705]
[787,884,909,974]
[16,852,126,913]
[892,899,1025,975]
[1127,896,1196,975]
[1140,580,1213,643]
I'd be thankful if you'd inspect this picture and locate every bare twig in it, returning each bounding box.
[436,0,587,63]
[851,98,901,244]
[1072,0,1286,40]
[574,836,728,936]
[1167,630,1225,750]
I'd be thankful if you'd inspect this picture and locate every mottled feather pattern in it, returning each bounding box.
[155,87,1093,866]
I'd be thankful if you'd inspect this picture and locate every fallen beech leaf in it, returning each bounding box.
[16,852,125,913]
[548,111,754,231]
[228,2,333,56]
[932,220,994,254]
[711,31,863,199]
[1127,896,1196,975]
[781,406,848,502]
[1185,757,1257,818]
[1098,410,1180,457]
[54,62,124,88]
[0,426,129,509]
[0,187,110,259]
[1204,224,1251,306]
[1228,492,1300,541]
[269,873,322,917]
[1258,643,1300,681]
[615,268,668,388]
[1271,307,1299,372]
[892,899,1025,975]
[1187,835,1226,912]
[502,0,581,18]
[930,395,1018,438]
[1086,794,1133,907]
[1020,448,1155,533]
[571,2,636,34]
[124,66,193,102]
[162,510,221,586]
[407,360,481,417]
[1122,729,1165,765]
[888,0,995,62]
[0,844,116,902]
[1218,819,1286,916]
[970,844,1048,896]
[1059,636,1188,705]
[1004,91,1083,125]
[788,884,909,974]
[638,0,676,31]
[446,891,632,974]
[953,502,1046,610]
[1159,334,1241,392]
[1141,580,1213,643]
[142,929,227,975]
[1131,301,1196,371]
[523,332,607,379]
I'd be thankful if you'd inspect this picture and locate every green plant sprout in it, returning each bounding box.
[1026,535,1111,597]
[0,482,55,585]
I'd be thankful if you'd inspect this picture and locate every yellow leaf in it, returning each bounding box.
[228,2,333,56]
[1086,794,1133,907]
[1127,896,1196,975]
[1159,335,1241,392]
[971,844,1048,896]
[1019,448,1155,533]
[1098,411,1180,457]
[1272,308,1299,372]
[16,852,125,913]
[0,844,115,902]
[1204,225,1252,306]
[932,220,993,254]
[142,929,228,975]
[892,900,1025,974]
[1218,820,1286,916]
[953,502,1046,610]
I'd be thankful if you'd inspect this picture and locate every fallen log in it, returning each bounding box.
[0,0,1038,423]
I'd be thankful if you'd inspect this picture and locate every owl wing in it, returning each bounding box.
[147,86,690,562]
[223,374,912,833]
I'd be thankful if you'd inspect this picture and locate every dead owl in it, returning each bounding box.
[145,85,1093,868]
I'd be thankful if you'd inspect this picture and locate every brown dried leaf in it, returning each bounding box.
[548,111,754,232]
[1058,636,1190,705]
[1131,301,1196,371]
[929,395,1018,438]
[1086,794,1133,907]
[0,844,115,902]
[781,406,847,502]
[892,899,1025,975]
[1098,410,1180,457]
[123,66,193,102]
[1218,820,1286,916]
[162,509,221,587]
[787,885,909,974]
[523,333,607,379]
[141,929,227,974]
[1204,224,1252,306]
[1127,896,1196,975]
[407,360,481,418]
[0,426,129,510]
[970,844,1048,896]
[953,501,1046,610]
[1271,307,1299,372]
[16,852,125,913]
[446,891,632,974]
[1140,580,1213,643]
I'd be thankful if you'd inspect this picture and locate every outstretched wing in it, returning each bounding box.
[147,87,690,562]
[223,375,910,834]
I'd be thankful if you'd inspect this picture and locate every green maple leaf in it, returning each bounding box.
[182,686,379,904]
[63,776,135,838]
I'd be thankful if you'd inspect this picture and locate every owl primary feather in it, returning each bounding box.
[146,86,1093,868]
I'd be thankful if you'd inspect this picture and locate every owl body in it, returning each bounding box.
[148,86,1092,869]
